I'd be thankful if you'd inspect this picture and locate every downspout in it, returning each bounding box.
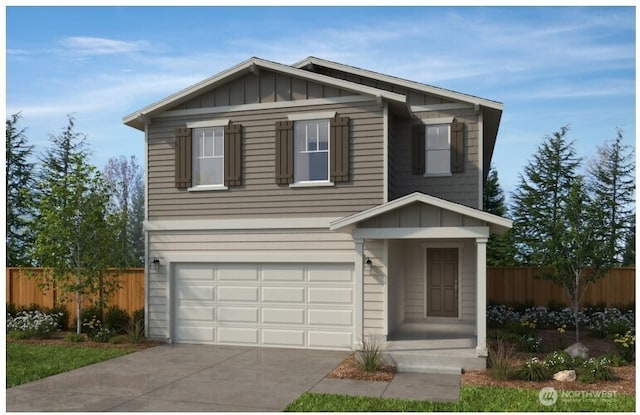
[476,104,484,210]
[141,114,150,339]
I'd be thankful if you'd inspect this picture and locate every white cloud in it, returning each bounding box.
[58,36,152,56]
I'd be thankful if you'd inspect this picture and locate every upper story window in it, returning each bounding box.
[412,119,464,176]
[294,119,330,183]
[425,124,451,176]
[193,126,224,186]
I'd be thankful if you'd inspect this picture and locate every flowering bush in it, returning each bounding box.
[514,357,551,381]
[543,350,575,371]
[579,356,615,382]
[82,315,113,342]
[589,308,634,338]
[6,310,62,339]
[614,330,635,362]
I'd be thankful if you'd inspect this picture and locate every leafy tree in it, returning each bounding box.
[32,117,121,333]
[510,126,611,343]
[588,129,635,266]
[103,155,145,267]
[6,113,36,266]
[483,164,516,265]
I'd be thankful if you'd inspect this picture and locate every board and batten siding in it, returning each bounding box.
[388,107,481,209]
[146,229,356,340]
[147,100,385,220]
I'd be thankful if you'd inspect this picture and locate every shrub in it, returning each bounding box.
[82,314,113,342]
[514,357,551,381]
[6,310,61,339]
[104,306,130,334]
[45,305,69,331]
[355,335,386,372]
[77,305,104,334]
[64,332,85,342]
[126,319,145,344]
[546,299,567,313]
[487,337,517,380]
[578,357,615,383]
[518,335,542,352]
[613,330,635,362]
[543,351,575,372]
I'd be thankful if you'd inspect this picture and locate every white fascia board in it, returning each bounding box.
[144,217,343,231]
[295,57,503,111]
[330,192,512,232]
[353,227,490,240]
[124,57,407,130]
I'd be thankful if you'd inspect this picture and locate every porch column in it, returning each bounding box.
[354,238,364,350]
[476,237,488,356]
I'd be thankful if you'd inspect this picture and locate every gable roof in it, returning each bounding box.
[123,56,409,130]
[123,56,504,131]
[330,191,512,235]
[294,56,503,111]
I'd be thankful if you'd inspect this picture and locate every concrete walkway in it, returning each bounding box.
[6,344,460,412]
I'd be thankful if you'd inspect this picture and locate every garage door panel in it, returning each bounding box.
[177,286,214,301]
[174,262,354,350]
[218,307,259,323]
[308,265,353,282]
[263,329,305,346]
[218,327,259,344]
[176,326,214,342]
[308,287,352,304]
[262,287,305,303]
[178,306,215,321]
[218,264,259,281]
[262,308,305,324]
[308,309,353,326]
[218,286,259,302]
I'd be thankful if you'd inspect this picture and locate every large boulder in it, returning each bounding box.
[564,342,589,359]
[553,370,576,382]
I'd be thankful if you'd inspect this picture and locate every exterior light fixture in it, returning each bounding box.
[151,257,161,271]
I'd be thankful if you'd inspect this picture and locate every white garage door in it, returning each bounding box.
[173,262,355,350]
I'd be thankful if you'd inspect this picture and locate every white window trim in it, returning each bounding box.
[290,116,332,186]
[189,123,227,190]
[186,119,230,128]
[288,111,336,121]
[419,116,454,125]
[424,123,452,178]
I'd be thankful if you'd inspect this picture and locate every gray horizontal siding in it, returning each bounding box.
[388,108,480,208]
[147,100,385,220]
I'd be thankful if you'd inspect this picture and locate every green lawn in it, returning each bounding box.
[285,386,636,412]
[6,343,136,388]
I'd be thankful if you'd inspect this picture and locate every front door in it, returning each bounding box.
[426,248,458,317]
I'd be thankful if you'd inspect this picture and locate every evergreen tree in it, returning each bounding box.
[32,117,121,333]
[588,129,635,265]
[6,113,36,266]
[483,164,516,265]
[510,126,581,264]
[511,126,611,343]
[129,170,145,266]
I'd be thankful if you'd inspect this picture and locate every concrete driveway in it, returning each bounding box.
[7,344,350,412]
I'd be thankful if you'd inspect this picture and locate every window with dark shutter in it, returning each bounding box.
[330,115,350,182]
[450,121,464,173]
[224,123,243,186]
[175,127,192,188]
[412,124,425,175]
[275,120,294,184]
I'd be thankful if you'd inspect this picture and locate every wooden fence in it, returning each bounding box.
[6,267,635,323]
[487,267,636,307]
[6,268,144,324]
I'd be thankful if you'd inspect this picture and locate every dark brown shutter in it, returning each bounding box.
[224,123,242,186]
[175,127,192,188]
[330,115,350,182]
[451,121,464,173]
[412,124,425,175]
[275,120,294,184]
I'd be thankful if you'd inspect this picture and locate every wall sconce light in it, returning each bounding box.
[365,257,372,267]
[151,257,160,271]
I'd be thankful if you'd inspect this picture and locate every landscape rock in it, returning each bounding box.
[564,342,589,359]
[553,369,576,382]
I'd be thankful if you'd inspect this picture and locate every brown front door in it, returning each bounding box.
[426,248,458,317]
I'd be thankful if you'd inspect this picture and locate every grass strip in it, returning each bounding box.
[7,343,135,388]
[285,386,635,412]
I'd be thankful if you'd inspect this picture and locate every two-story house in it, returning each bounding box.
[124,56,511,371]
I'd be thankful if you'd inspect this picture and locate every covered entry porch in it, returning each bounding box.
[330,192,512,372]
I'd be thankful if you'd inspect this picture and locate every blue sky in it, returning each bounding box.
[5,6,636,198]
